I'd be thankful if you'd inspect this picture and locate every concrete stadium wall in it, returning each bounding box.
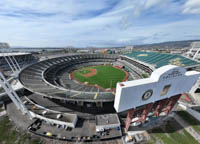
[114,65,200,112]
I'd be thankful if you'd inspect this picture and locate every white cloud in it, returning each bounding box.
[183,0,200,14]
[145,0,162,9]
[0,0,199,47]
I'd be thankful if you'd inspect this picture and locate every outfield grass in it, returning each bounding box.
[149,121,199,144]
[73,65,127,89]
[0,116,42,144]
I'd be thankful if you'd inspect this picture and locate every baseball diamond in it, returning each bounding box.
[72,65,128,89]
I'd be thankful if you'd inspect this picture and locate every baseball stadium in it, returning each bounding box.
[1,48,200,143]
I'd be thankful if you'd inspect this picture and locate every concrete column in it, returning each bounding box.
[165,94,181,115]
[125,108,135,131]
[153,98,169,117]
[140,103,154,123]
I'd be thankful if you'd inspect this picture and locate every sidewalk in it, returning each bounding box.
[173,113,200,143]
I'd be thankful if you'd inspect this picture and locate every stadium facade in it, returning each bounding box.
[0,50,200,142]
[0,52,37,72]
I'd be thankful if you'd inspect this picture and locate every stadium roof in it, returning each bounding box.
[0,52,30,57]
[125,51,200,68]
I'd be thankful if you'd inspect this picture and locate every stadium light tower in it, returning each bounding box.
[3,53,21,77]
[189,42,200,60]
[0,72,33,118]
[0,53,32,119]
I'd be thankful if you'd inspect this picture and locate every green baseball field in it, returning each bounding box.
[72,65,128,89]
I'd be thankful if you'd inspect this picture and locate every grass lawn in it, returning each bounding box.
[0,116,42,144]
[176,110,200,134]
[142,73,149,78]
[73,65,127,89]
[148,120,199,144]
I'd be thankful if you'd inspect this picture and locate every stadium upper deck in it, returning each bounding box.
[125,51,200,68]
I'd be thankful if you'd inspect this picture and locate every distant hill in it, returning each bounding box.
[134,40,200,49]
[9,39,200,50]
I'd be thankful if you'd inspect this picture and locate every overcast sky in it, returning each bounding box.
[0,0,200,47]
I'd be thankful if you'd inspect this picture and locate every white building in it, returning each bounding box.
[114,65,200,130]
[0,42,9,49]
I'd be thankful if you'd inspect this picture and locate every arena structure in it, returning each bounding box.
[123,50,200,70]
[1,51,200,142]
[19,54,128,103]
[0,52,37,71]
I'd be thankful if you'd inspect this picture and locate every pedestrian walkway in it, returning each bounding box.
[173,113,200,143]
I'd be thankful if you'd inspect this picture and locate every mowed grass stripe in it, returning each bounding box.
[73,65,126,89]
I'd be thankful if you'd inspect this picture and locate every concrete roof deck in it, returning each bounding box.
[96,114,120,126]
[0,52,30,57]
[25,101,76,123]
